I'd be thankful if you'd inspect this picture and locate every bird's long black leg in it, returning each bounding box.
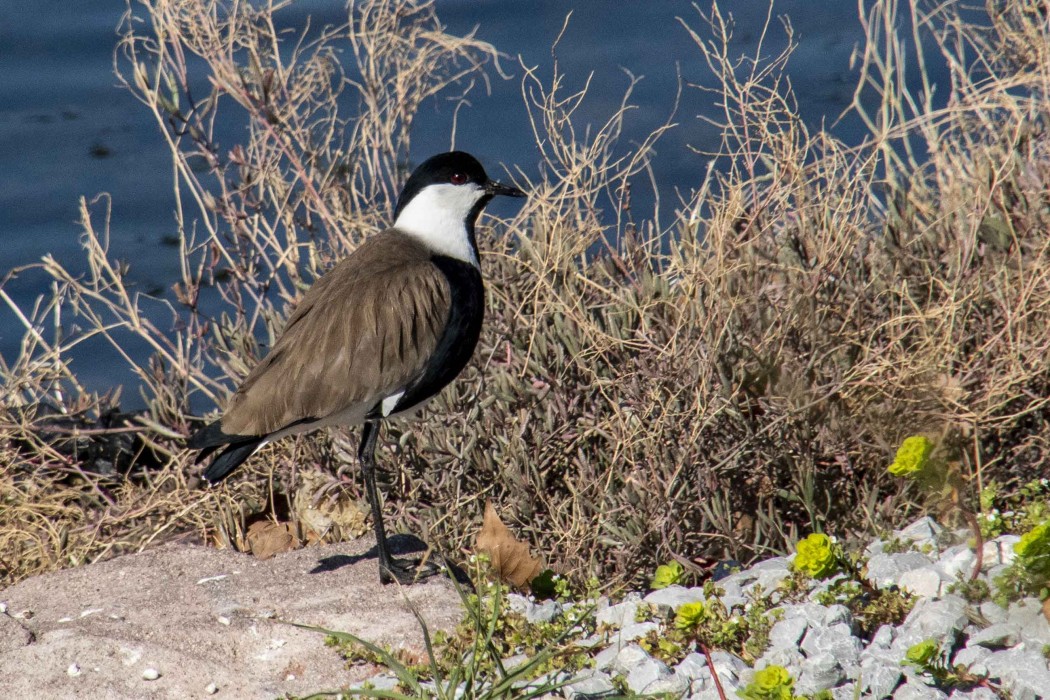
[358,420,440,585]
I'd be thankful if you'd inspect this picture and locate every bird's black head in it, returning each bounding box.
[393,151,526,222]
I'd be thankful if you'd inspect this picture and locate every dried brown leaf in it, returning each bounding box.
[246,520,298,560]
[475,501,542,588]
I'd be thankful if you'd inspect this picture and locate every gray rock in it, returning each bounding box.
[625,656,673,694]
[894,682,948,700]
[615,621,658,643]
[611,643,650,675]
[526,599,563,625]
[796,651,844,694]
[859,656,903,698]
[867,552,936,588]
[894,596,969,653]
[674,652,707,681]
[1005,597,1050,646]
[952,644,991,669]
[869,624,896,650]
[897,517,945,549]
[364,675,400,692]
[596,593,641,628]
[866,539,887,557]
[967,622,1020,649]
[644,672,690,696]
[983,647,1050,700]
[978,601,1008,625]
[948,688,1001,700]
[823,604,853,627]
[985,535,1020,567]
[757,646,805,672]
[506,593,532,615]
[706,650,748,683]
[831,683,858,700]
[768,615,808,649]
[898,566,950,598]
[564,670,618,700]
[936,545,977,580]
[642,585,705,612]
[592,644,619,672]
[800,623,862,666]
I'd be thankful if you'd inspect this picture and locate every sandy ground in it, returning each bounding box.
[0,536,463,699]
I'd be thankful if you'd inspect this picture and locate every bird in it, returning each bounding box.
[186,151,526,584]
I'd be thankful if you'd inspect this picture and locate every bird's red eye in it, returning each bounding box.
[450,172,468,185]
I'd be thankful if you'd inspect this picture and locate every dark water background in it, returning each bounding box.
[0,1,951,401]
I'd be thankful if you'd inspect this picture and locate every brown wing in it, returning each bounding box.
[220,231,451,436]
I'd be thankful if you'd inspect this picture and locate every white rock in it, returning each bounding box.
[625,657,672,694]
[796,651,843,694]
[642,585,705,611]
[673,652,707,680]
[967,622,1020,649]
[894,682,948,699]
[611,644,650,675]
[768,615,808,648]
[564,670,617,699]
[866,552,935,588]
[525,599,562,624]
[615,621,658,643]
[982,647,1050,700]
[596,594,641,628]
[896,517,944,549]
[66,663,81,677]
[1005,597,1050,646]
[205,682,218,695]
[800,623,862,665]
[937,545,977,579]
[142,667,161,681]
[898,566,950,598]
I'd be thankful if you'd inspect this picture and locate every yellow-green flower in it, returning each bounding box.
[792,533,838,578]
[741,665,795,700]
[905,639,939,666]
[674,601,706,630]
[888,435,934,478]
[651,560,684,590]
[1014,520,1050,578]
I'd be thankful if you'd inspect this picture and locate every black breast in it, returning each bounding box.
[386,255,484,415]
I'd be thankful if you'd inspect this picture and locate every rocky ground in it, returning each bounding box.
[2,517,1048,699]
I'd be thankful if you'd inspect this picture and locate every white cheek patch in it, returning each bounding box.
[394,183,484,266]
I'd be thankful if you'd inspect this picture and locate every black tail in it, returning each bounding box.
[185,419,262,485]
[202,440,263,483]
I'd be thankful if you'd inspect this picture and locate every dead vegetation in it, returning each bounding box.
[3,0,1050,590]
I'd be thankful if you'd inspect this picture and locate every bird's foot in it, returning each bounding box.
[379,555,443,585]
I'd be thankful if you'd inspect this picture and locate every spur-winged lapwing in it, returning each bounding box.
[186,151,526,584]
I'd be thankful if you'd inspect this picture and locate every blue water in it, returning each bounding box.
[0,1,948,400]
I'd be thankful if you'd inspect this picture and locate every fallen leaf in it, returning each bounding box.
[1043,596,1050,625]
[246,520,298,560]
[476,501,542,588]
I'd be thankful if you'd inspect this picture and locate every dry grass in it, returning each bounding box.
[3,0,1050,590]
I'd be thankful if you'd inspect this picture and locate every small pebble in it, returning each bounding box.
[217,616,231,626]
[67,663,81,677]
[142,667,161,681]
[205,682,219,694]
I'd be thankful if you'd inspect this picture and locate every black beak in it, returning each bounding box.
[485,179,527,198]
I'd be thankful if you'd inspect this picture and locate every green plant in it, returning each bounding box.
[885,435,983,581]
[300,573,596,698]
[792,534,841,579]
[903,639,999,692]
[651,561,685,590]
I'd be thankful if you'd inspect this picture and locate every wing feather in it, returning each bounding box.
[220,231,452,436]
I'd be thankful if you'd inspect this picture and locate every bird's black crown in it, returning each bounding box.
[394,151,491,218]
